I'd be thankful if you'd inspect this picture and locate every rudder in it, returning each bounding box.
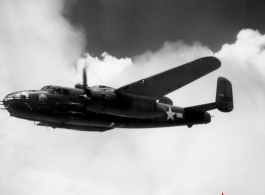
[216,77,233,112]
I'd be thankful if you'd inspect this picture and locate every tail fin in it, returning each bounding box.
[216,77,233,112]
[184,77,233,112]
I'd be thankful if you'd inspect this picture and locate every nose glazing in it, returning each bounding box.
[3,91,25,110]
[3,93,14,111]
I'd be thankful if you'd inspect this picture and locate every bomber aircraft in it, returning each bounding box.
[1,57,233,132]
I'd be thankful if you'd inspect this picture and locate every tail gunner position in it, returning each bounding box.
[1,57,233,132]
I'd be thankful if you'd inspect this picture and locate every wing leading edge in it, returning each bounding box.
[116,57,221,99]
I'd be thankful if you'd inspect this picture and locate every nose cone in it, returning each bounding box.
[3,94,13,113]
[3,91,33,113]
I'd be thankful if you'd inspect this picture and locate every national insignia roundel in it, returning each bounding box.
[38,94,47,104]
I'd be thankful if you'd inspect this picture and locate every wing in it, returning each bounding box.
[115,57,221,100]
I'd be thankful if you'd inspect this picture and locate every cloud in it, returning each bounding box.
[0,0,87,194]
[215,29,265,130]
[0,0,86,93]
[79,41,213,91]
[216,29,265,78]
[75,52,133,87]
[65,29,265,195]
[0,1,265,194]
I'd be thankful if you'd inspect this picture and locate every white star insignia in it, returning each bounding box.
[166,107,175,121]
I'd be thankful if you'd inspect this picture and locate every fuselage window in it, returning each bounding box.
[53,88,61,94]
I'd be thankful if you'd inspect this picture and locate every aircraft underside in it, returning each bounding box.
[10,107,211,131]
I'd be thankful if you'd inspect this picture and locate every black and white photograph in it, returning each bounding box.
[0,0,265,194]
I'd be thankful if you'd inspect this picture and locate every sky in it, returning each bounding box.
[68,0,265,58]
[0,0,265,195]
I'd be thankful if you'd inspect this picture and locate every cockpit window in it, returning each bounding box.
[41,86,53,90]
[98,85,107,88]
[97,85,114,90]
[41,86,54,94]
[53,88,61,94]
[21,92,29,99]
[41,86,69,96]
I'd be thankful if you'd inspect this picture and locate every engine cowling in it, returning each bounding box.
[88,86,117,109]
[158,96,173,105]
[75,82,88,90]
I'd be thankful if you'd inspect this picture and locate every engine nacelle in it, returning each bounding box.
[158,96,173,105]
[85,87,166,118]
[75,82,88,90]
[88,87,117,108]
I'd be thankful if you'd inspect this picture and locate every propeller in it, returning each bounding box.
[83,67,87,92]
[0,101,4,110]
[80,67,91,103]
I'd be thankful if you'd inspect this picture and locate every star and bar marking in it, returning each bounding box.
[166,107,183,121]
[166,107,175,121]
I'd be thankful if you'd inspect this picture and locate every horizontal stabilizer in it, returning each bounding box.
[185,102,216,112]
[184,77,233,113]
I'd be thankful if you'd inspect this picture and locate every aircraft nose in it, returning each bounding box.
[2,94,13,112]
[2,91,32,113]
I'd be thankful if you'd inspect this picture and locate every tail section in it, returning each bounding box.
[184,77,233,112]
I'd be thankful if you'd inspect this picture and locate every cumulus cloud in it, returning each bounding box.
[0,0,86,194]
[1,0,265,194]
[0,0,86,93]
[75,52,133,87]
[68,29,265,195]
[79,41,213,92]
[215,29,265,130]
[216,29,265,80]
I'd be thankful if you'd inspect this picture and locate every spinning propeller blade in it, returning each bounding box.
[81,67,91,102]
[83,67,87,91]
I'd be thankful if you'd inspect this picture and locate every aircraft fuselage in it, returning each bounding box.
[3,88,210,131]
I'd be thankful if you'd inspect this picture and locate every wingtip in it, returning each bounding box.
[193,56,221,70]
[202,56,221,68]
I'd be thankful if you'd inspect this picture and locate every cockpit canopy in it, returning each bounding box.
[41,85,69,95]
[74,83,113,90]
[97,85,108,89]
